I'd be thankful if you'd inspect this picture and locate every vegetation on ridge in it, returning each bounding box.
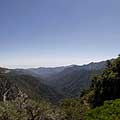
[0,55,120,119]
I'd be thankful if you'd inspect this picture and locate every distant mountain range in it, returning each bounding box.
[44,61,107,98]
[0,60,107,102]
[0,68,63,103]
[13,61,106,78]
[12,61,107,99]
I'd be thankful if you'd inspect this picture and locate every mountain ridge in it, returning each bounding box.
[12,60,107,78]
[0,60,108,102]
[11,60,107,99]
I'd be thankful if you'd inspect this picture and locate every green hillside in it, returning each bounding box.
[0,56,120,119]
[0,68,64,103]
[84,99,120,120]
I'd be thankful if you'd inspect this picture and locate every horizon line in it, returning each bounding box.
[0,59,111,69]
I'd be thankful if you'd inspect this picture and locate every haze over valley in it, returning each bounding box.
[0,0,120,119]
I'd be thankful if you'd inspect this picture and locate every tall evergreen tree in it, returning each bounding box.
[86,55,120,107]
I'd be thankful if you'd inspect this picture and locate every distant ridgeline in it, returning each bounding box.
[1,56,120,120]
[0,60,107,103]
[12,60,107,100]
[0,68,64,103]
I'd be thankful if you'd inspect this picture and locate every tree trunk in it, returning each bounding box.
[3,93,6,102]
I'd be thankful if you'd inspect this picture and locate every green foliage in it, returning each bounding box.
[0,71,66,120]
[84,99,120,120]
[1,56,120,119]
[0,74,19,102]
[0,98,66,120]
[4,73,63,103]
[47,64,104,99]
[83,56,120,107]
[60,98,88,120]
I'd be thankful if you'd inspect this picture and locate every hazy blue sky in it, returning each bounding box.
[0,0,120,68]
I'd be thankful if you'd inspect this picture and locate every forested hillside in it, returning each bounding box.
[14,61,106,99]
[2,72,64,103]
[0,56,120,119]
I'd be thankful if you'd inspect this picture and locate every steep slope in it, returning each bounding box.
[13,66,67,78]
[46,61,107,98]
[13,61,107,99]
[81,57,120,108]
[0,68,64,103]
[28,66,66,78]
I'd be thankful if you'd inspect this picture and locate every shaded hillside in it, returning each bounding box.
[13,66,66,78]
[13,61,107,99]
[0,58,119,120]
[11,74,64,102]
[0,69,64,103]
[28,66,66,78]
[46,62,106,98]
[14,61,106,78]
[81,56,120,108]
